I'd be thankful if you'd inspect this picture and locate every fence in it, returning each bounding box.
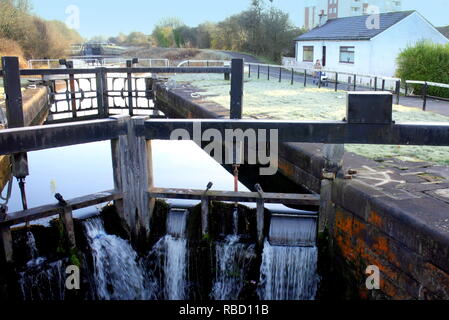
[4,58,231,124]
[247,61,402,104]
[405,80,449,110]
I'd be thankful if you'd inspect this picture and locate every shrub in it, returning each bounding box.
[396,41,449,98]
[0,37,27,68]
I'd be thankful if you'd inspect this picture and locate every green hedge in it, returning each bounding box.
[396,41,449,98]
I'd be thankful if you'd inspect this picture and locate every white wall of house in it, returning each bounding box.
[295,40,372,75]
[295,12,449,78]
[369,11,449,76]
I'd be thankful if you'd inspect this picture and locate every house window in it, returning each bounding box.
[303,46,314,62]
[340,46,355,63]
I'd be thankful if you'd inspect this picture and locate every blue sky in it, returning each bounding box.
[30,0,448,39]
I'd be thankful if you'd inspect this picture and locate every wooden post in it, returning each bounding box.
[126,60,134,116]
[395,80,401,104]
[2,56,29,183]
[201,196,209,236]
[256,198,265,248]
[111,116,152,241]
[67,61,77,119]
[423,82,428,111]
[318,144,344,233]
[230,59,244,120]
[335,72,338,92]
[0,226,13,263]
[60,207,76,249]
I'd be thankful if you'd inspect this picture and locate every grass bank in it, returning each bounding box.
[170,73,449,165]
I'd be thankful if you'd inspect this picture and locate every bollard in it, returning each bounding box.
[257,65,260,79]
[248,64,251,78]
[267,65,270,80]
[279,67,282,82]
[353,74,357,91]
[291,68,294,85]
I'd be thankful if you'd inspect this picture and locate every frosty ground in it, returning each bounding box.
[170,73,449,166]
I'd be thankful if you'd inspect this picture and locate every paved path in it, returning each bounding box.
[220,51,449,118]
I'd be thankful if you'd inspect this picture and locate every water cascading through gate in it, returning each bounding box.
[258,214,319,300]
[150,208,188,300]
[83,216,152,300]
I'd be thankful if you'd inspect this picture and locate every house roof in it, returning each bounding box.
[296,11,415,41]
[437,26,449,39]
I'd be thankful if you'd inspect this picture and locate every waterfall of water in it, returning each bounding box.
[25,231,39,262]
[147,209,188,300]
[83,217,153,300]
[232,207,239,235]
[18,231,66,300]
[19,259,67,301]
[211,235,255,300]
[258,240,319,300]
[268,215,317,247]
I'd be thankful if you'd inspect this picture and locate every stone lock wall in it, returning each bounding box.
[153,80,449,300]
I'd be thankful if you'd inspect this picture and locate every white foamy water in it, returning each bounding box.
[258,240,319,300]
[83,217,151,300]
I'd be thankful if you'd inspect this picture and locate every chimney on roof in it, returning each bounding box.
[318,10,328,27]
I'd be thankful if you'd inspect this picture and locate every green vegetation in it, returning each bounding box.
[104,0,303,63]
[171,73,449,165]
[0,0,82,63]
[396,41,449,98]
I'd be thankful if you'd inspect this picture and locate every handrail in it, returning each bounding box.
[177,60,231,67]
[0,190,122,227]
[247,61,401,82]
[406,80,449,89]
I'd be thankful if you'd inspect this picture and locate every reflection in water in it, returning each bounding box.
[7,140,247,215]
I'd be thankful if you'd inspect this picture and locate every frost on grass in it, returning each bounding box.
[170,73,449,165]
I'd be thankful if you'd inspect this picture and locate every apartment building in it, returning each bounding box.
[304,0,403,29]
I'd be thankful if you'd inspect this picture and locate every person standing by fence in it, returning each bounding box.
[313,59,322,85]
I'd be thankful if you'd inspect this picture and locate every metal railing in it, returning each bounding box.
[177,60,231,67]
[246,62,402,104]
[405,80,449,110]
[3,58,234,123]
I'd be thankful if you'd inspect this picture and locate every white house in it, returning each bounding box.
[294,11,449,78]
